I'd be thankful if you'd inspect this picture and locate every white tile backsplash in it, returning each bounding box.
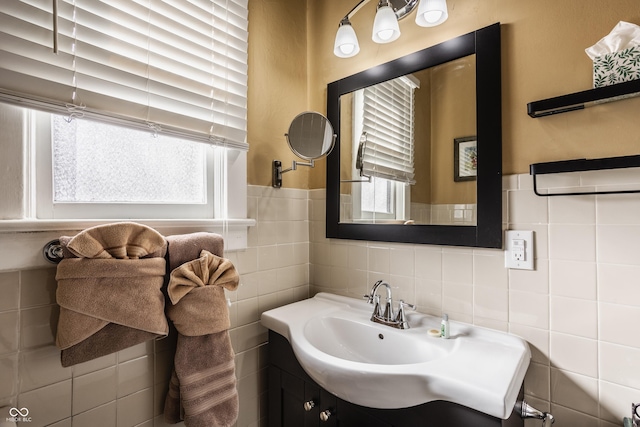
[4,172,640,426]
[310,171,640,425]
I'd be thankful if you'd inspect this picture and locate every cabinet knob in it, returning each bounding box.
[303,400,315,412]
[320,410,331,421]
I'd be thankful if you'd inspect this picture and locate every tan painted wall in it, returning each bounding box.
[247,0,310,188]
[259,0,640,190]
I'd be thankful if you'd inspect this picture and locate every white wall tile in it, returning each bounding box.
[509,259,549,294]
[598,263,640,306]
[72,401,117,427]
[550,296,597,339]
[117,356,153,398]
[550,368,599,417]
[524,362,550,400]
[549,224,596,262]
[0,271,20,312]
[72,367,117,415]
[549,260,597,300]
[597,225,640,265]
[19,346,71,393]
[550,332,597,377]
[600,302,640,348]
[597,193,640,224]
[414,247,442,280]
[390,246,415,277]
[368,246,390,275]
[599,342,640,390]
[474,252,508,289]
[510,291,549,329]
[509,189,548,224]
[474,286,508,322]
[19,379,72,427]
[442,252,473,284]
[599,380,640,425]
[549,195,596,224]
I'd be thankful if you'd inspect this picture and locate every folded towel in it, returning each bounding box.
[167,250,239,336]
[166,232,225,271]
[164,247,240,427]
[55,222,169,367]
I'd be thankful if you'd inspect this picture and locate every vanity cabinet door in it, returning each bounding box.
[269,366,306,427]
[335,399,394,427]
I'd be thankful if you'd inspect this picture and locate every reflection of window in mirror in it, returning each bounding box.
[351,76,418,223]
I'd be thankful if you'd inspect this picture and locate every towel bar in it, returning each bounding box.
[43,239,63,264]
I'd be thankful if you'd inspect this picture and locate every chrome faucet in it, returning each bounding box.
[515,400,554,427]
[364,280,415,329]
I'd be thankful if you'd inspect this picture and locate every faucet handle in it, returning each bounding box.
[394,300,415,329]
[363,294,374,304]
[397,300,415,311]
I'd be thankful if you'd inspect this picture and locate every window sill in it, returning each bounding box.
[0,218,256,250]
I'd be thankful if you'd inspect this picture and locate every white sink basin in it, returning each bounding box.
[261,292,531,419]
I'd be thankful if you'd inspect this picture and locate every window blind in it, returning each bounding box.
[0,0,248,150]
[359,75,417,184]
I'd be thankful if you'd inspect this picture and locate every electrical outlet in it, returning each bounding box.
[505,231,534,270]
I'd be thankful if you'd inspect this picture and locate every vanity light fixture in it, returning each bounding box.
[333,0,448,58]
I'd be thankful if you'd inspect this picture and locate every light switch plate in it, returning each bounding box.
[505,230,534,270]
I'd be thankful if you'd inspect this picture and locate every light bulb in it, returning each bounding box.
[423,10,443,23]
[415,0,448,27]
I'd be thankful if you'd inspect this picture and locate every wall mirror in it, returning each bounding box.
[273,111,336,188]
[326,23,502,247]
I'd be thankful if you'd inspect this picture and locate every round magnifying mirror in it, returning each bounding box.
[286,112,336,160]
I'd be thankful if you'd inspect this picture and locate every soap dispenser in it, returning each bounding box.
[441,313,450,339]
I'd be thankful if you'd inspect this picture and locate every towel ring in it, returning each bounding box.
[43,239,64,264]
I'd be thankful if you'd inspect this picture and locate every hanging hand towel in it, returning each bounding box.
[55,222,169,367]
[164,248,240,427]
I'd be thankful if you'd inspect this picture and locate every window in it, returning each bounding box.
[32,112,236,220]
[1,1,249,230]
[352,75,418,222]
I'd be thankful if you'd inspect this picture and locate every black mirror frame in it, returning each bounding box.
[326,23,502,248]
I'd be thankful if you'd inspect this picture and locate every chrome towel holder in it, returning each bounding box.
[43,239,63,264]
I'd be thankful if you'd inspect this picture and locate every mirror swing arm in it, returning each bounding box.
[273,158,316,189]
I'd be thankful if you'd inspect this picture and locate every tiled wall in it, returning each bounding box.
[4,172,640,427]
[309,169,640,427]
[0,185,310,427]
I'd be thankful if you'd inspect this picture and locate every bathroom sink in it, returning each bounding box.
[303,311,449,365]
[261,292,531,419]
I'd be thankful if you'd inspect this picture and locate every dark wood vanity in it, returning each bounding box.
[268,330,524,427]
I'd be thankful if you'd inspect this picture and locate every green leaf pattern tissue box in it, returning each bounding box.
[593,45,640,87]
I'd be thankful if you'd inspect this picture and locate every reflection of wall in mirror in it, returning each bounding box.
[428,55,477,205]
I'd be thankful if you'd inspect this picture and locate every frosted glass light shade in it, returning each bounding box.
[415,0,448,27]
[372,5,401,44]
[334,22,360,58]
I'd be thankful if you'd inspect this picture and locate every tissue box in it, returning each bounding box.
[593,45,640,87]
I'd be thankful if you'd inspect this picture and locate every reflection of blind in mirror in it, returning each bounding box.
[52,116,207,203]
[361,177,393,214]
[359,75,417,184]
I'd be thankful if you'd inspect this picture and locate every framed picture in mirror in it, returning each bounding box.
[454,136,477,182]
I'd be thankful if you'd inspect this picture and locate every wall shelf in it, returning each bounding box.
[527,79,640,118]
[530,155,640,196]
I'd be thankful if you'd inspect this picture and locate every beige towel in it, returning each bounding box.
[55,222,169,367]
[166,232,225,271]
[164,248,240,427]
